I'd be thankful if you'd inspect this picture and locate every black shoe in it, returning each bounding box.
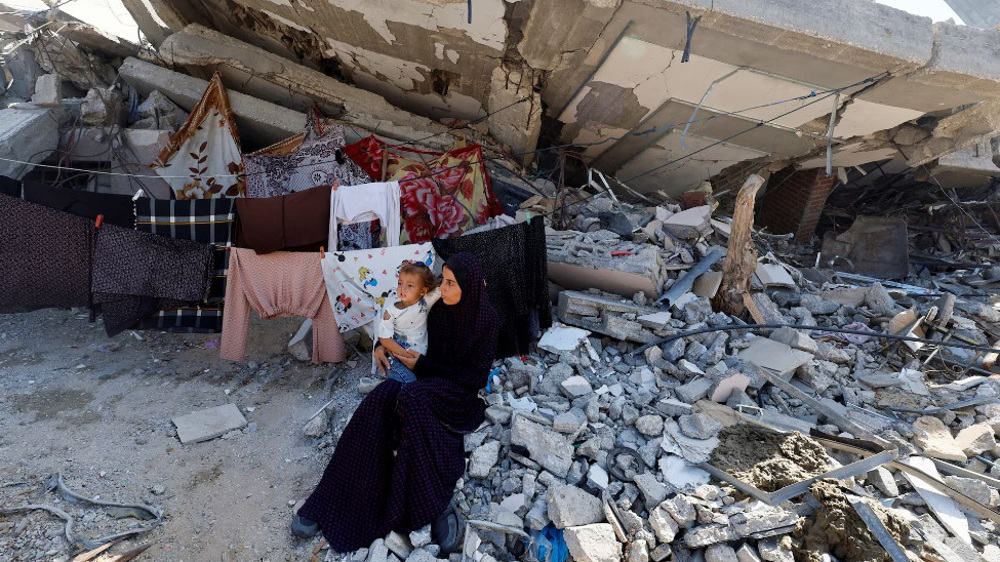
[291,514,319,539]
[431,504,465,555]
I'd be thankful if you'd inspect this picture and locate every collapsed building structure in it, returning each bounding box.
[4,1,1000,562]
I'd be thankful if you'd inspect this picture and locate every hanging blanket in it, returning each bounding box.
[432,217,551,357]
[133,198,236,333]
[0,195,95,313]
[320,244,435,333]
[151,71,244,199]
[244,113,371,198]
[22,183,136,228]
[92,224,214,336]
[343,136,504,243]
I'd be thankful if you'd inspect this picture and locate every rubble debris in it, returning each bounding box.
[793,480,914,562]
[0,108,59,179]
[172,403,248,444]
[710,426,834,493]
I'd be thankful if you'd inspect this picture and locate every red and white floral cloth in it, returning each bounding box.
[344,136,505,243]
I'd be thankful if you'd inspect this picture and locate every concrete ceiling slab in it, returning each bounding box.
[835,100,926,139]
[590,99,826,172]
[798,144,899,169]
[857,76,984,112]
[615,131,767,194]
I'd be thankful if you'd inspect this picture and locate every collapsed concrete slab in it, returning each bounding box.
[156,24,452,149]
[0,108,59,180]
[118,57,305,147]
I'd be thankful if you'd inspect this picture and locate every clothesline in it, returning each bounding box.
[0,69,889,184]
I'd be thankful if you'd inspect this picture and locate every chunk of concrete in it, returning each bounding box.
[709,373,751,403]
[866,467,899,497]
[561,375,594,398]
[3,44,44,100]
[511,415,573,478]
[662,205,712,240]
[172,403,248,444]
[134,90,189,131]
[648,507,679,543]
[487,66,542,160]
[30,74,61,107]
[674,378,713,404]
[538,324,591,354]
[633,473,668,506]
[635,414,664,437]
[0,109,59,179]
[563,524,621,562]
[81,87,122,126]
[546,485,604,528]
[913,416,967,461]
[468,440,501,479]
[738,338,812,380]
[678,413,723,440]
[953,424,997,456]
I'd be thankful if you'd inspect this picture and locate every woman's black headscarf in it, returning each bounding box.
[423,253,498,388]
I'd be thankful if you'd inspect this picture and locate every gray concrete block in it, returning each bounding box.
[0,108,59,179]
[172,403,248,444]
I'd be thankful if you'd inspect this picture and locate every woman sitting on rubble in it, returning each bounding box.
[293,253,499,553]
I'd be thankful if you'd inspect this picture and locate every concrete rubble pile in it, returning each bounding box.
[3,6,1000,562]
[302,187,1000,562]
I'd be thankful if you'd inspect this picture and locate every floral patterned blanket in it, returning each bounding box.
[343,136,505,243]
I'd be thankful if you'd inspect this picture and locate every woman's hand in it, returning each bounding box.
[374,345,391,375]
[393,348,420,370]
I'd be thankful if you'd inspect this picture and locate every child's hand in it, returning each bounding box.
[398,349,420,359]
[392,350,420,370]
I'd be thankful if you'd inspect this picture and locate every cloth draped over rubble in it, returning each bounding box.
[244,111,372,199]
[151,72,244,199]
[344,137,506,243]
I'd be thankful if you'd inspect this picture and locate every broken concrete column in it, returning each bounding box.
[0,108,59,179]
[488,66,542,162]
[155,24,451,148]
[118,57,305,147]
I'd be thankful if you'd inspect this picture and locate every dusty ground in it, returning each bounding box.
[0,308,368,561]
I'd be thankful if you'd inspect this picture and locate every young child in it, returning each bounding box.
[376,262,440,384]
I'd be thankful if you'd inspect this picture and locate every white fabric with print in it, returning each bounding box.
[376,288,441,355]
[320,243,435,333]
[327,181,402,251]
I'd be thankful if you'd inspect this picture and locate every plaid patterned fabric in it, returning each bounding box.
[136,306,225,333]
[134,198,235,332]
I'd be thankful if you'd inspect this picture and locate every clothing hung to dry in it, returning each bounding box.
[221,248,344,364]
[92,224,214,336]
[432,217,551,357]
[151,71,244,199]
[244,113,371,199]
[133,198,236,333]
[235,185,331,254]
[22,183,136,228]
[320,243,435,334]
[344,136,505,243]
[299,253,499,552]
[0,195,96,313]
[327,181,402,251]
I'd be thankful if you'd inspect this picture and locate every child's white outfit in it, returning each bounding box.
[374,288,440,380]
